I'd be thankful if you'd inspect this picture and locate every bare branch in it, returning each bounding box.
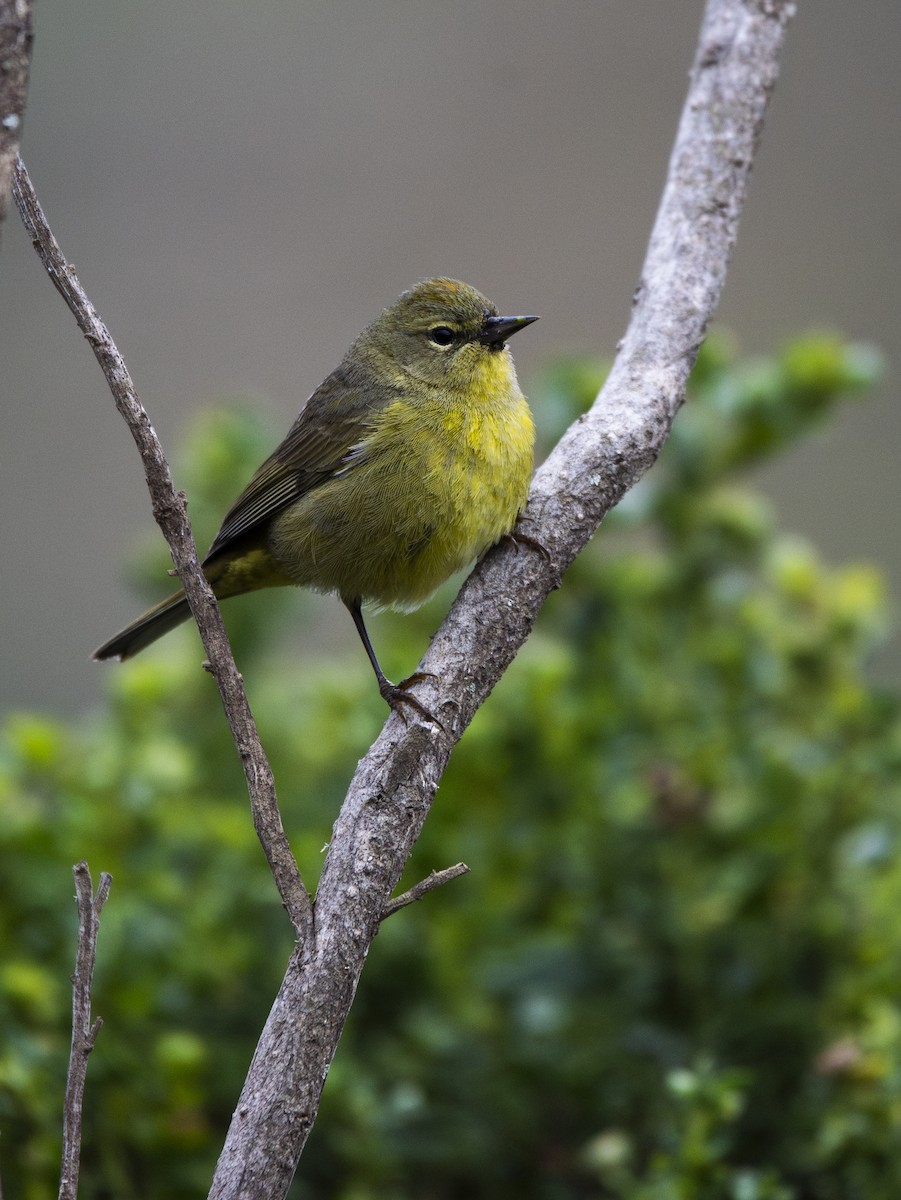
[12,159,313,942]
[381,863,471,920]
[209,2,796,1195]
[13,0,794,1194]
[59,862,112,1200]
[0,0,33,242]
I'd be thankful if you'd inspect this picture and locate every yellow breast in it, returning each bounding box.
[268,349,535,609]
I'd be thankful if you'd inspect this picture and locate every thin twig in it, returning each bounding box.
[12,158,312,942]
[59,862,112,1200]
[381,863,470,920]
[0,0,34,241]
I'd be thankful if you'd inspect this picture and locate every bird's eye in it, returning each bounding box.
[428,325,455,347]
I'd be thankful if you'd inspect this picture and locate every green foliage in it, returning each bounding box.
[1,332,898,1199]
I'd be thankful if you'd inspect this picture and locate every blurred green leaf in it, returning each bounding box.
[2,331,899,1198]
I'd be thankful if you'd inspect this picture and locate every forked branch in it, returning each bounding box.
[14,2,795,1197]
[211,3,796,1196]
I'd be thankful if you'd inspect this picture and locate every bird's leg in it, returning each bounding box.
[344,598,440,726]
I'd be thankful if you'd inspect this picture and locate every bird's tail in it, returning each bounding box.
[93,589,192,661]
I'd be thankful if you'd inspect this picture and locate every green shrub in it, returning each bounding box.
[1,332,898,1199]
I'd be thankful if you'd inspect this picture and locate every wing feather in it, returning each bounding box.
[204,366,386,562]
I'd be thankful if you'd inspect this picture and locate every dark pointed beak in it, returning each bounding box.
[479,314,539,349]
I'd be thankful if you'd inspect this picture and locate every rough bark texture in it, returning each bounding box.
[209,1,796,1196]
[0,0,33,240]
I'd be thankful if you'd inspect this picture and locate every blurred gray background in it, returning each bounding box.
[2,0,899,716]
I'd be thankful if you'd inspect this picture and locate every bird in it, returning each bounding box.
[94,278,538,720]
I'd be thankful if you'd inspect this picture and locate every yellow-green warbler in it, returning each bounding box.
[95,278,538,719]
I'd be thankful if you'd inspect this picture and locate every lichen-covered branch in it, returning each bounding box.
[209,2,796,1197]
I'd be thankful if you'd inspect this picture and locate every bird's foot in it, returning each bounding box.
[502,526,552,561]
[379,672,443,728]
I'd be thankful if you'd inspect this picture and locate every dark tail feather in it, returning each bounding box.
[93,590,193,661]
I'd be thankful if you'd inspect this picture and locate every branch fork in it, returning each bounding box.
[12,2,795,1196]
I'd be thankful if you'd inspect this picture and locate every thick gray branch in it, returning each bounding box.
[210,2,796,1196]
[0,0,33,241]
[13,160,313,941]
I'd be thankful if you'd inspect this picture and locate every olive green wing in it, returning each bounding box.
[204,367,385,562]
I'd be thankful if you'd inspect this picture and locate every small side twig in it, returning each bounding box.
[59,862,112,1200]
[380,863,470,920]
[12,157,312,942]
